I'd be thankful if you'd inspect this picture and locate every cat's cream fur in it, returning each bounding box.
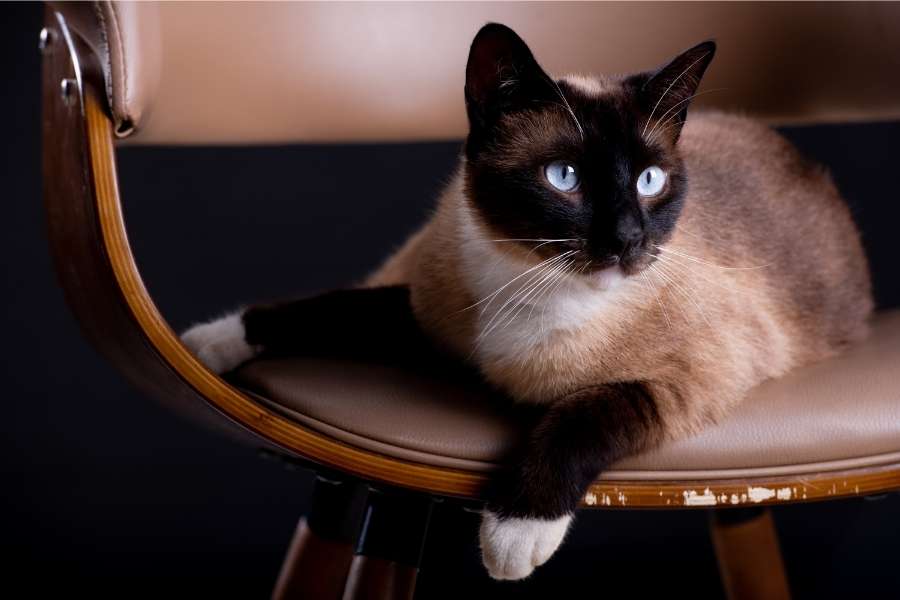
[369,107,871,442]
[367,102,871,577]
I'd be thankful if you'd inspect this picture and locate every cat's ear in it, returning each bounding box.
[465,23,552,129]
[638,40,716,143]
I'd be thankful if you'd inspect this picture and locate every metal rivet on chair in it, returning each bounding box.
[60,78,77,107]
[38,27,54,53]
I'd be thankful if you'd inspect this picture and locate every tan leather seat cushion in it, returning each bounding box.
[234,311,900,481]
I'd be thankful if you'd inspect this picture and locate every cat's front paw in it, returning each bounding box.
[181,311,259,374]
[479,511,572,580]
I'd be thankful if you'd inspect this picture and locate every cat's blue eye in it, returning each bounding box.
[544,161,580,192]
[636,166,667,197]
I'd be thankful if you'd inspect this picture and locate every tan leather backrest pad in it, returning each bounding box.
[51,1,161,137]
[65,2,900,144]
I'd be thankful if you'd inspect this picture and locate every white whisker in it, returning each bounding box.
[496,258,575,335]
[527,257,578,317]
[639,269,672,330]
[655,245,772,271]
[535,258,584,322]
[545,76,585,140]
[451,250,576,318]
[486,251,573,316]
[645,88,726,142]
[641,51,712,137]
[485,238,578,243]
[539,260,586,335]
[674,224,708,242]
[647,264,694,325]
[475,250,578,338]
[470,260,566,355]
[653,252,762,299]
[648,120,685,146]
[456,239,579,302]
[652,260,714,330]
[490,261,568,334]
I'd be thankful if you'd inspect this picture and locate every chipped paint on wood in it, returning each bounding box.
[580,463,900,508]
[747,486,777,503]
[683,488,717,506]
[590,492,614,506]
[678,485,792,506]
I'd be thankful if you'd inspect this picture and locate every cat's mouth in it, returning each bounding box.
[581,251,657,290]
[586,264,626,290]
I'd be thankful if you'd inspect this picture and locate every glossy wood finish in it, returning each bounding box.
[342,557,417,600]
[340,489,432,600]
[273,518,356,600]
[710,508,792,600]
[273,477,364,600]
[43,8,900,508]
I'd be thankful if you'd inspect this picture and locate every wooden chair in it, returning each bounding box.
[42,3,900,599]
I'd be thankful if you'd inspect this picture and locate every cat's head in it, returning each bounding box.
[462,23,715,287]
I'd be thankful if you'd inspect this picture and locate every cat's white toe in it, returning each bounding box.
[479,511,572,580]
[181,312,258,374]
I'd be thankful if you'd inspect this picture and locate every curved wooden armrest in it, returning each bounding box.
[42,7,485,498]
[42,7,900,508]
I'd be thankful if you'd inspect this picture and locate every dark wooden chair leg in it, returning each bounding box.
[342,488,435,600]
[709,507,792,600]
[273,476,366,600]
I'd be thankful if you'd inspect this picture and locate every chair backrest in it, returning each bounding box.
[60,2,900,145]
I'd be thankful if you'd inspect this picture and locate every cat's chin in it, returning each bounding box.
[586,265,625,291]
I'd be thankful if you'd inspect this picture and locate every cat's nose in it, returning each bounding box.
[615,214,644,252]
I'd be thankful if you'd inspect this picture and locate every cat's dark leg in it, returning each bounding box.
[480,382,665,580]
[181,285,432,373]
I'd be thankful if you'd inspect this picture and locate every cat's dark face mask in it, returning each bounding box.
[462,24,715,279]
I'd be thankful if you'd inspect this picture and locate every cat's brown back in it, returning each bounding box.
[679,111,872,357]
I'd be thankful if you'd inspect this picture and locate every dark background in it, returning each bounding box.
[3,3,898,598]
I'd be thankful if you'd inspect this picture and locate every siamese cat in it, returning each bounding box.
[182,24,872,580]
